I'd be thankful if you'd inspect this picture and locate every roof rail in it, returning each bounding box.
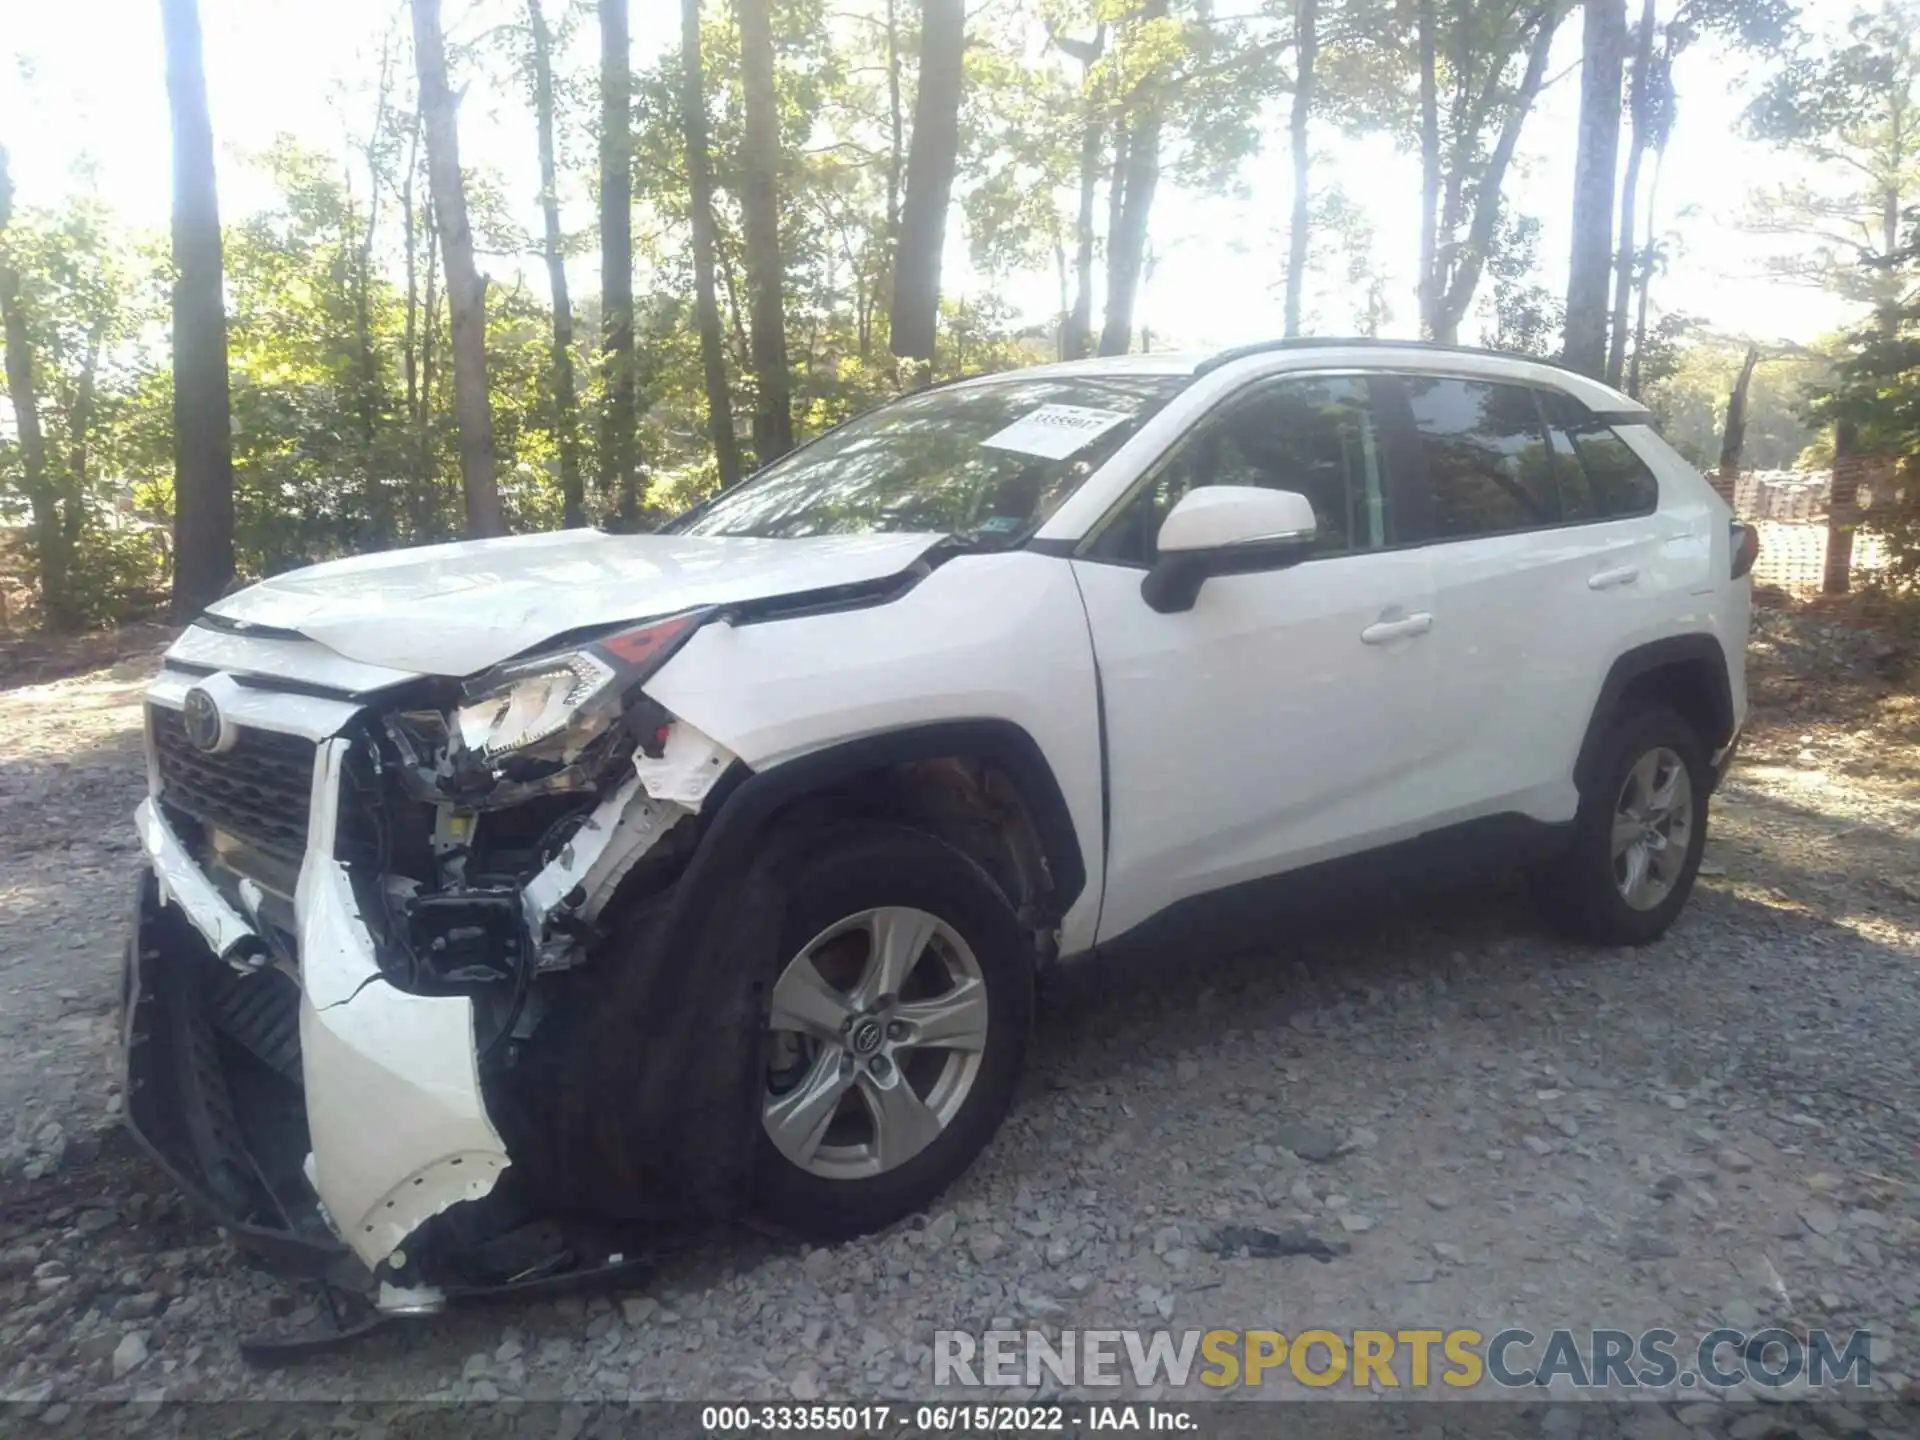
[1193,336,1586,378]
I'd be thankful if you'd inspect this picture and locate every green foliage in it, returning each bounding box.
[1481,214,1562,359]
[0,184,167,629]
[1743,1,1920,308]
[1641,329,1825,469]
[7,0,1872,631]
[58,508,171,626]
[1804,210,1920,586]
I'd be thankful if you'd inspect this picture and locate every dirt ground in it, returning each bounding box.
[1,593,1918,1434]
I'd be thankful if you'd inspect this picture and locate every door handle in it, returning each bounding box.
[1588,565,1640,590]
[1360,612,1433,645]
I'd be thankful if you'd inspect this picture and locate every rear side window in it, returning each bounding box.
[1401,376,1561,540]
[1543,392,1660,517]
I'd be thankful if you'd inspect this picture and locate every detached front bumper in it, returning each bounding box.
[125,738,512,1283]
[127,634,766,1307]
[122,861,360,1282]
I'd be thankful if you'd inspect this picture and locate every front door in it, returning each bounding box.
[1069,373,1441,946]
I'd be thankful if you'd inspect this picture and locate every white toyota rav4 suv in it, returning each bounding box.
[124,339,1754,1312]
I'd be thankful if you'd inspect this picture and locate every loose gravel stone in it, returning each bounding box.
[1801,1206,1842,1238]
[110,1333,147,1379]
[1273,1123,1340,1162]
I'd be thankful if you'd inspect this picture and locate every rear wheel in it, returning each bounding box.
[1536,705,1710,946]
[751,823,1031,1240]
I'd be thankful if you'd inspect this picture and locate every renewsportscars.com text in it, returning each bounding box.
[933,1327,1877,1392]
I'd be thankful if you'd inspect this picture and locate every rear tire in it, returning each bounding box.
[1535,705,1710,946]
[750,822,1032,1241]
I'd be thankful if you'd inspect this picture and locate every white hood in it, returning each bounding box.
[205,529,948,676]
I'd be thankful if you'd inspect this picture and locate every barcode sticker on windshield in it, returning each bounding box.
[980,404,1133,460]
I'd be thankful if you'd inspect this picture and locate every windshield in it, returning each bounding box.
[668,372,1187,546]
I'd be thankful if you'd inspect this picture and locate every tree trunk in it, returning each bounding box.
[1606,0,1655,387]
[1432,9,1558,344]
[419,200,441,528]
[1283,0,1318,338]
[1098,108,1160,357]
[1563,0,1627,379]
[738,0,794,463]
[1607,125,1647,385]
[402,114,421,476]
[411,0,504,539]
[1824,419,1860,596]
[889,0,965,362]
[354,39,393,454]
[55,324,105,616]
[1059,35,1105,366]
[161,0,236,615]
[1104,122,1129,302]
[1064,131,1104,360]
[1416,0,1440,340]
[1714,343,1759,507]
[351,48,394,543]
[1626,143,1663,399]
[528,0,586,527]
[681,0,743,488]
[0,150,77,631]
[885,0,904,243]
[69,322,106,500]
[1054,237,1070,357]
[599,0,641,526]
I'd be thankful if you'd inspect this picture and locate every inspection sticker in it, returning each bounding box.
[980,403,1133,460]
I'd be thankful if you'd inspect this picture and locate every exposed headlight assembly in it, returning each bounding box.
[453,610,709,766]
[456,652,617,760]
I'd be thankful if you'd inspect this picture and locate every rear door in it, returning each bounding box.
[1395,373,1675,826]
[1069,373,1442,945]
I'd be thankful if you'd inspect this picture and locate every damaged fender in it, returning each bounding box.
[297,737,510,1269]
[520,720,738,960]
[305,719,737,1266]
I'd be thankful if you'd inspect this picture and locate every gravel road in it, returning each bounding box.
[2,598,1918,1433]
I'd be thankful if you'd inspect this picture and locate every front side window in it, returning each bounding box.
[666,374,1185,547]
[1089,375,1390,564]
[1402,376,1562,541]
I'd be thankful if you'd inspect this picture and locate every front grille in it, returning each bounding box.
[152,705,317,869]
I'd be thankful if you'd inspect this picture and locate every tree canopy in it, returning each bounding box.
[8,0,1920,622]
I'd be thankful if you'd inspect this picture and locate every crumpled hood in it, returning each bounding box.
[205,529,948,676]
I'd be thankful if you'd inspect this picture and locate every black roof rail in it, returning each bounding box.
[1192,336,1591,379]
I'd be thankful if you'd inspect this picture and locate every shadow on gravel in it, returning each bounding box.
[0,623,176,695]
[1026,867,1919,1169]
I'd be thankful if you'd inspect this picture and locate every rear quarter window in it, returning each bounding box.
[1545,393,1661,517]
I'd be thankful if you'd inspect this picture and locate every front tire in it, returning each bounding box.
[1536,705,1711,946]
[751,822,1032,1241]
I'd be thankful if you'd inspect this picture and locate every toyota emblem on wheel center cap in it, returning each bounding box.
[849,1017,885,1055]
[181,686,233,754]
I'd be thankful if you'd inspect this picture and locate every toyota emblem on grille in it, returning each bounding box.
[181,686,233,754]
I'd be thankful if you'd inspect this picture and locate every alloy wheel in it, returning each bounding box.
[761,906,989,1180]
[1610,745,1694,912]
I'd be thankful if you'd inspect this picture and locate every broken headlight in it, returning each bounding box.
[456,652,618,761]
[453,610,710,766]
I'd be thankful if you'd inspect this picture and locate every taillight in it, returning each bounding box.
[1731,521,1760,580]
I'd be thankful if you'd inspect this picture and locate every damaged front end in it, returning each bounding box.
[123,611,743,1313]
